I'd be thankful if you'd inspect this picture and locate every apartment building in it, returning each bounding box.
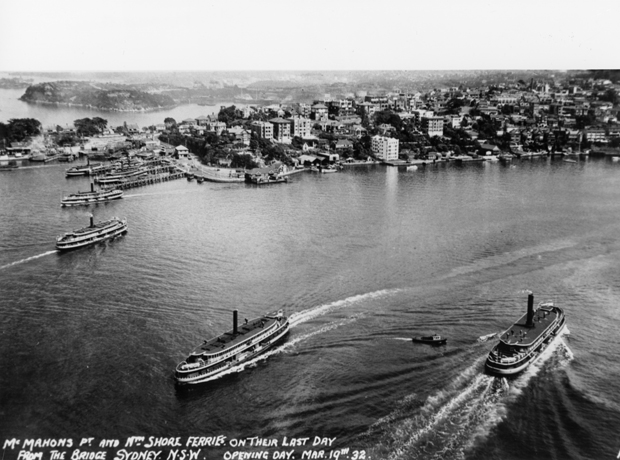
[269,118,292,143]
[421,116,444,137]
[250,121,273,140]
[371,135,399,161]
[289,116,312,138]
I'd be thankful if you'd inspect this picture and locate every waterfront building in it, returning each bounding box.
[175,145,190,159]
[421,116,444,137]
[584,128,607,144]
[371,135,399,161]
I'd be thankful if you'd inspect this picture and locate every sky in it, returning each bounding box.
[0,0,618,72]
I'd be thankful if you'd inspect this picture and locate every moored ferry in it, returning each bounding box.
[61,183,123,206]
[65,161,106,177]
[56,215,128,251]
[485,293,566,375]
[175,309,290,385]
[94,167,147,184]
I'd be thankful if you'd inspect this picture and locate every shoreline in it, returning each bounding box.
[18,98,179,113]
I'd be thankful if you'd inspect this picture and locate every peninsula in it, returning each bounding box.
[19,81,177,112]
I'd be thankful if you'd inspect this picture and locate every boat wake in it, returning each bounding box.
[288,288,401,327]
[188,314,366,384]
[0,250,57,271]
[366,330,574,460]
[477,332,501,342]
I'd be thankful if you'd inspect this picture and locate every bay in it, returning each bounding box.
[1,156,620,459]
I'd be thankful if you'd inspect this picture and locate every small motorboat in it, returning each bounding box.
[411,334,447,345]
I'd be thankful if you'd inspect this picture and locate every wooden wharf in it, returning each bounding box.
[101,165,186,190]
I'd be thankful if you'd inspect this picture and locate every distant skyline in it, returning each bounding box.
[0,0,618,72]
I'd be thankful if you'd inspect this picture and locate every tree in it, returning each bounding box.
[445,97,465,114]
[600,88,619,105]
[218,105,239,124]
[1,118,42,143]
[74,117,108,136]
[373,110,403,131]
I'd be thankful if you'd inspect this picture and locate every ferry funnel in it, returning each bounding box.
[233,309,238,335]
[526,293,534,327]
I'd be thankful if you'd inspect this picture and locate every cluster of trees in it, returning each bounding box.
[74,117,108,136]
[0,118,41,144]
[160,131,261,169]
[217,106,245,124]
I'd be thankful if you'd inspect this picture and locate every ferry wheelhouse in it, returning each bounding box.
[485,293,566,375]
[175,309,289,385]
[56,215,128,251]
[61,183,123,206]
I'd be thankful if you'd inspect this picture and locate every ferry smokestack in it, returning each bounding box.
[526,293,534,327]
[233,309,238,335]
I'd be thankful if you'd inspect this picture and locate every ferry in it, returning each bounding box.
[485,293,566,376]
[56,215,128,251]
[175,309,290,385]
[61,183,123,207]
[65,161,106,177]
[94,167,147,185]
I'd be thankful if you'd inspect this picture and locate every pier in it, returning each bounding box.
[101,165,186,190]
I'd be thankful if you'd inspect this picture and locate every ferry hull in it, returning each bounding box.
[61,191,123,207]
[175,320,289,386]
[56,219,128,251]
[485,305,566,376]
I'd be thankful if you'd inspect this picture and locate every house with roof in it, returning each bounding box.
[206,120,226,135]
[125,123,140,134]
[477,142,501,155]
[195,115,211,126]
[174,145,190,159]
[318,120,345,134]
[333,139,354,151]
[311,103,328,121]
[298,154,320,166]
[227,126,251,146]
[314,150,340,163]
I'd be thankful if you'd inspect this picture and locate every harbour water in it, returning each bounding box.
[2,155,620,459]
